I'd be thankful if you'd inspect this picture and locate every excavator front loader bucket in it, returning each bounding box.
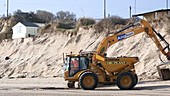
[157,62,170,80]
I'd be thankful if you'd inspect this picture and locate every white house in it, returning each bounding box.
[12,22,44,39]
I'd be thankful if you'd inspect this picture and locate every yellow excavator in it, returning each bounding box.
[63,19,170,90]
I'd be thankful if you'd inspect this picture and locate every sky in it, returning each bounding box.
[0,0,168,19]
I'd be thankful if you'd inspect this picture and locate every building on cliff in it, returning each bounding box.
[132,9,170,22]
[12,22,45,39]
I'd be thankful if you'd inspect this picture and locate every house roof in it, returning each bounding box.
[21,22,39,27]
[33,23,45,27]
[132,9,170,17]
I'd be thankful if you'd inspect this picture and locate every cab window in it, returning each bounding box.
[80,57,88,70]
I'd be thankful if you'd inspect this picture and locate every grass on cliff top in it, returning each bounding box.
[41,16,129,34]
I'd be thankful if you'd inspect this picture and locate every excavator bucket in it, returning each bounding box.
[157,62,170,80]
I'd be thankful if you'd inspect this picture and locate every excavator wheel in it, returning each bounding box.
[116,72,136,90]
[67,81,75,88]
[134,74,138,87]
[79,72,98,90]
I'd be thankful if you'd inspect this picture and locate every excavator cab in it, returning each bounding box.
[63,55,89,77]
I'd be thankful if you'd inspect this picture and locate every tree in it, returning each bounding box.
[13,9,31,22]
[13,10,55,23]
[36,10,55,23]
[56,11,76,22]
[13,9,22,15]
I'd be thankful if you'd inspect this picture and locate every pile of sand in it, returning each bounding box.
[0,20,169,80]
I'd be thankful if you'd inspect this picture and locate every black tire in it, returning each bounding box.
[134,74,138,87]
[67,81,75,88]
[79,72,98,90]
[116,72,136,90]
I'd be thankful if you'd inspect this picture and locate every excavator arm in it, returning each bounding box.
[95,19,170,60]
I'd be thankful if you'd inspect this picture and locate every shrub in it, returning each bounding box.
[110,16,128,25]
[94,18,112,33]
[57,21,76,29]
[77,18,95,26]
[94,16,129,33]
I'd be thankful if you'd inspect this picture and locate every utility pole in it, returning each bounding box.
[129,6,132,18]
[166,0,169,9]
[135,0,136,14]
[7,0,9,18]
[104,0,106,18]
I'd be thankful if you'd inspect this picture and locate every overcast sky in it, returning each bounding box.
[0,0,168,18]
